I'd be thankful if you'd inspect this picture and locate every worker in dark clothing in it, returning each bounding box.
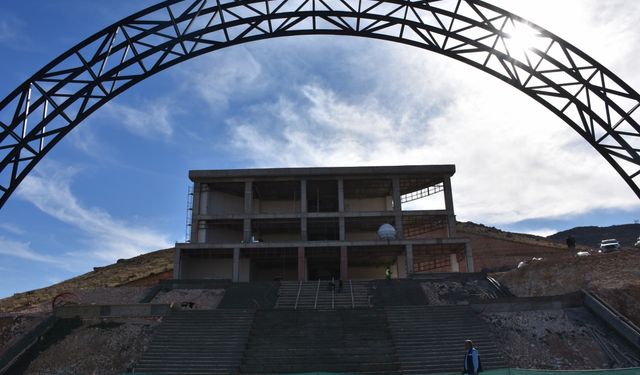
[566,235,576,251]
[463,339,481,374]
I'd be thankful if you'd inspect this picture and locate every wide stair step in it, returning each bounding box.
[240,309,400,374]
[386,305,508,374]
[133,309,255,375]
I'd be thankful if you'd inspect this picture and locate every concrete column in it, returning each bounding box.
[301,179,307,241]
[392,177,401,211]
[338,179,344,212]
[173,247,182,279]
[243,218,252,243]
[394,216,404,240]
[465,243,475,272]
[191,183,201,242]
[297,247,306,281]
[192,183,202,216]
[244,181,253,213]
[243,181,253,242]
[197,221,207,243]
[397,255,407,278]
[405,244,414,275]
[339,217,345,241]
[199,183,209,215]
[232,248,240,282]
[392,177,403,239]
[300,180,307,212]
[340,246,348,281]
[301,217,308,241]
[443,176,456,237]
[450,253,460,272]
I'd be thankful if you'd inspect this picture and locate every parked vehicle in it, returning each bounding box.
[599,239,620,253]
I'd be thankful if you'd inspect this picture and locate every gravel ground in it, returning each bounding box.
[481,308,640,370]
[3,287,152,316]
[421,281,493,305]
[23,318,158,375]
[0,314,47,356]
[151,289,225,309]
[74,287,150,305]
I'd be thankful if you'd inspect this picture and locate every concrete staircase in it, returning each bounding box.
[218,282,280,309]
[276,280,370,309]
[133,309,255,375]
[386,305,508,374]
[371,279,428,306]
[240,309,400,374]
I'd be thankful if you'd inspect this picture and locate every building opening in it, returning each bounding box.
[306,247,340,280]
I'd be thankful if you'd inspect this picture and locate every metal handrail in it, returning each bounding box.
[350,280,355,309]
[313,279,320,310]
[294,280,302,310]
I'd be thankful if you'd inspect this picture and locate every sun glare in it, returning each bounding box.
[506,22,540,53]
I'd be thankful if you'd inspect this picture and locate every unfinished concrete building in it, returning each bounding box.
[174,165,473,281]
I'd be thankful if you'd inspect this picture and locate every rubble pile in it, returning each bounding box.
[74,287,150,305]
[498,250,640,326]
[0,315,46,355]
[481,309,640,370]
[151,289,225,310]
[22,319,158,375]
[421,281,493,305]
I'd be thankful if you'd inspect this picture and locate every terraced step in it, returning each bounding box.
[240,309,399,374]
[386,305,508,374]
[132,309,255,375]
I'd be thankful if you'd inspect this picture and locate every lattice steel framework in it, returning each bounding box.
[2,0,640,209]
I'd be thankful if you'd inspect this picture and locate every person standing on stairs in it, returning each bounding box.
[463,339,481,374]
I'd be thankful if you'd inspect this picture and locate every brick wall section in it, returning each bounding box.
[461,230,569,272]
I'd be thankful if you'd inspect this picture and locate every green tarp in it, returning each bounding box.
[435,369,640,375]
[125,369,640,375]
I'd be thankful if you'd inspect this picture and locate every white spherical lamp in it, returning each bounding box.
[377,223,397,241]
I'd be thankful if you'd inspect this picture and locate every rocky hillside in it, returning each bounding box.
[0,248,174,313]
[499,249,640,326]
[457,222,572,272]
[549,223,640,248]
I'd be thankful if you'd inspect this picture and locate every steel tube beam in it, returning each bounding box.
[1,0,640,209]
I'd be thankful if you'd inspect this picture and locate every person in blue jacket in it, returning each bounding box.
[463,339,480,374]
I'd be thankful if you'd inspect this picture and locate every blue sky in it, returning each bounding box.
[1,0,640,298]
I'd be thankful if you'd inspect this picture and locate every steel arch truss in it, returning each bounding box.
[2,0,640,208]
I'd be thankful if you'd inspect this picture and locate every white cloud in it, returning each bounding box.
[68,122,116,162]
[224,13,640,226]
[101,99,174,140]
[174,47,264,110]
[0,237,68,266]
[15,163,173,263]
[0,14,31,48]
[0,223,25,236]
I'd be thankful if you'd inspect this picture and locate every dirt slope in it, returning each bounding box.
[0,248,174,313]
[457,222,574,272]
[499,250,640,326]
